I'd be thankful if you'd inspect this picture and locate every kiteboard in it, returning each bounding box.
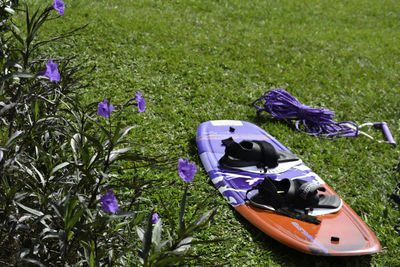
[196,120,381,256]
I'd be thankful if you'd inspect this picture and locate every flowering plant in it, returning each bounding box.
[0,1,219,266]
[135,159,219,266]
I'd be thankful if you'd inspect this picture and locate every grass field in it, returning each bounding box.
[39,0,400,265]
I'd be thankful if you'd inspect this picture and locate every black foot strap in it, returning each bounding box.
[247,177,321,225]
[220,137,279,170]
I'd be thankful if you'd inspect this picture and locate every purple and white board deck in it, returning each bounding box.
[195,120,381,256]
[196,120,324,208]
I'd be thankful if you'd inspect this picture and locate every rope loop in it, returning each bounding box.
[253,89,358,138]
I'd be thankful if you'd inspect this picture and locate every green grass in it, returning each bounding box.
[37,0,400,265]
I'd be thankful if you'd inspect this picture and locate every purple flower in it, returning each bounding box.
[130,91,146,112]
[178,158,197,182]
[43,59,60,82]
[51,0,65,15]
[97,100,114,118]
[99,189,119,214]
[152,213,159,224]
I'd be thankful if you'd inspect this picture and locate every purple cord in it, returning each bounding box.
[252,89,358,138]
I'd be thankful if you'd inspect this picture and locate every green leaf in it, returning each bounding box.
[14,160,34,178]
[80,240,95,267]
[34,100,39,121]
[155,240,170,253]
[108,147,133,162]
[89,250,95,267]
[66,208,84,233]
[112,211,138,218]
[174,236,193,253]
[4,7,15,15]
[141,211,154,262]
[0,72,34,84]
[10,25,23,44]
[136,226,144,241]
[29,10,49,44]
[6,61,23,69]
[133,212,145,226]
[42,234,59,240]
[30,163,45,187]
[185,210,215,234]
[88,153,98,168]
[70,133,82,163]
[81,132,104,154]
[22,258,46,267]
[64,198,78,225]
[50,162,70,175]
[109,152,146,162]
[16,202,44,217]
[0,103,17,116]
[152,219,162,246]
[116,126,136,144]
[179,185,188,232]
[5,130,23,146]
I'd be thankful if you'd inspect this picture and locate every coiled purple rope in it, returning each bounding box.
[252,89,359,138]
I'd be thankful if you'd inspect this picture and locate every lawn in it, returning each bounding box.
[38,0,400,265]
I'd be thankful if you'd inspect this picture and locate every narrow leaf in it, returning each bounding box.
[0,103,17,116]
[66,208,85,232]
[20,248,30,258]
[133,212,145,226]
[179,185,188,232]
[88,153,98,167]
[15,160,34,177]
[141,211,154,261]
[6,60,22,69]
[174,236,193,252]
[108,147,133,162]
[152,219,162,246]
[90,250,95,267]
[136,226,144,241]
[10,26,23,44]
[16,202,44,217]
[34,100,39,121]
[36,117,58,123]
[156,239,170,253]
[0,72,34,84]
[4,7,15,15]
[185,210,213,234]
[22,258,46,267]
[70,133,81,155]
[117,126,136,143]
[50,162,70,175]
[30,164,45,187]
[113,211,138,218]
[43,234,60,240]
[5,130,23,146]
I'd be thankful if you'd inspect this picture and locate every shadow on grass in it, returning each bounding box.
[231,206,372,267]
